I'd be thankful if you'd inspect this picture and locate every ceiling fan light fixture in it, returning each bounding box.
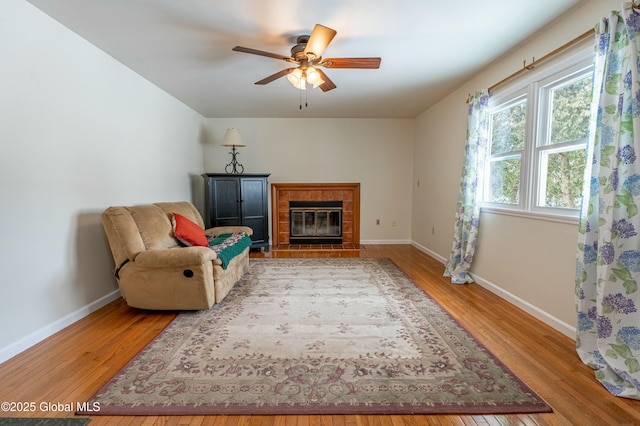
[306,67,322,85]
[287,66,325,90]
[287,68,305,89]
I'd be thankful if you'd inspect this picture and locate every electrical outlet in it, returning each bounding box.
[376,219,380,225]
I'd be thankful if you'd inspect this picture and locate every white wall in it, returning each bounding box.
[412,0,621,336]
[203,118,415,244]
[0,1,204,362]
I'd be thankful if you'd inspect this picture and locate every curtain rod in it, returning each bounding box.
[487,28,595,94]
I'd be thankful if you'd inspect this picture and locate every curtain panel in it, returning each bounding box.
[576,2,640,399]
[444,91,490,284]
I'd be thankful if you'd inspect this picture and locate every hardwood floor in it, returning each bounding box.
[1,245,639,425]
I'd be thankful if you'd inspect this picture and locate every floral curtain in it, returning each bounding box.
[575,3,640,399]
[444,91,490,284]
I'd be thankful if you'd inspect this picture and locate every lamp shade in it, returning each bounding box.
[221,128,246,147]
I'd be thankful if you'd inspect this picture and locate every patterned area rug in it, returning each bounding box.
[80,258,551,415]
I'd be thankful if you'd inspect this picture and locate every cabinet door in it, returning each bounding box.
[240,177,268,244]
[210,177,241,227]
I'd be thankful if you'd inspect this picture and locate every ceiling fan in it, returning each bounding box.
[232,24,381,92]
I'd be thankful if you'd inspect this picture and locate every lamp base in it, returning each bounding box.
[225,146,244,174]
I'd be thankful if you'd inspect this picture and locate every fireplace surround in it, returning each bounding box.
[271,183,360,247]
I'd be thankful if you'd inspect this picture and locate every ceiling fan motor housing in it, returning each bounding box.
[291,35,311,60]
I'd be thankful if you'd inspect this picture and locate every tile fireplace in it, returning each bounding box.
[271,183,360,247]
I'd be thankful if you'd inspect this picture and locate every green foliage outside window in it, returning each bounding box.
[543,76,592,208]
[489,157,521,204]
[488,101,526,204]
[491,102,526,155]
[487,71,592,211]
[549,76,592,145]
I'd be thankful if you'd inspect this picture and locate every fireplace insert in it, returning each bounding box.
[289,200,343,244]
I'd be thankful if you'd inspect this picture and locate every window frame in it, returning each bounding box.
[481,40,595,224]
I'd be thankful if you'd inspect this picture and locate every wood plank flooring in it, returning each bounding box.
[1,245,639,425]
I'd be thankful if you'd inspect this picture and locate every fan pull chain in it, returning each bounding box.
[298,88,309,110]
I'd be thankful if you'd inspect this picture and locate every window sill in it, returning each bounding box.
[480,206,579,225]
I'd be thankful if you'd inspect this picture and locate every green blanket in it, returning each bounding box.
[207,232,252,269]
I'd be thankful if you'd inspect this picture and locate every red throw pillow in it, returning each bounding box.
[172,213,208,247]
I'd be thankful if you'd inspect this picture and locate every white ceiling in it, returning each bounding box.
[26,0,582,118]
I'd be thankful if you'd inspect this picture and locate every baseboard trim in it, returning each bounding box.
[410,241,576,340]
[469,273,576,339]
[361,239,412,245]
[0,289,121,364]
[410,241,447,263]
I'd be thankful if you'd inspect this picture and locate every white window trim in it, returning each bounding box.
[481,38,595,224]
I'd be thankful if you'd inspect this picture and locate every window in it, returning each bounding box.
[537,72,591,209]
[483,43,594,221]
[487,96,526,205]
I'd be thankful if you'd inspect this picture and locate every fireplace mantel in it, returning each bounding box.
[271,183,360,247]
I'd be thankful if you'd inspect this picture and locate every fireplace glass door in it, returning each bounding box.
[289,201,343,244]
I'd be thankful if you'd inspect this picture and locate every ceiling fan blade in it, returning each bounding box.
[315,69,336,92]
[320,57,381,69]
[303,24,337,58]
[255,68,295,85]
[232,46,293,62]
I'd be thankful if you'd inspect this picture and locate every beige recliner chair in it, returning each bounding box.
[101,201,252,310]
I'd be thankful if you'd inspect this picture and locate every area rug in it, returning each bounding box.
[79,258,551,415]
